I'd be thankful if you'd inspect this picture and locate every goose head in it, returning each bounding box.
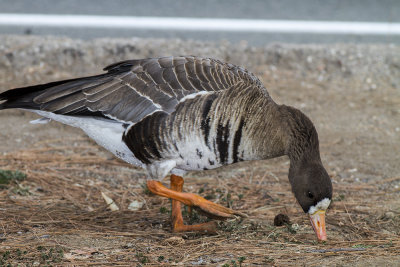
[280,105,333,240]
[289,160,332,240]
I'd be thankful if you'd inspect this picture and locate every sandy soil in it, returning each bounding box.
[0,35,399,266]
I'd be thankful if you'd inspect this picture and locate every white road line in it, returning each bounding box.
[0,13,399,35]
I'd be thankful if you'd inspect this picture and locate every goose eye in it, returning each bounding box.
[307,191,314,199]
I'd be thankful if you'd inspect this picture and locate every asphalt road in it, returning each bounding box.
[0,0,399,45]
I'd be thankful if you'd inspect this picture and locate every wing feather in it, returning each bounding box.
[2,56,266,124]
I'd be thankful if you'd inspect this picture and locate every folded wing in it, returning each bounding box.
[0,56,265,124]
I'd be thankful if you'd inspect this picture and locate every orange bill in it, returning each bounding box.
[309,210,327,241]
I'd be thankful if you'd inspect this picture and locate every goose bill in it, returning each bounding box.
[309,210,327,241]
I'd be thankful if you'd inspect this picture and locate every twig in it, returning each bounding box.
[374,177,400,184]
[344,204,356,227]
[307,247,366,253]
[268,171,280,182]
[251,205,285,212]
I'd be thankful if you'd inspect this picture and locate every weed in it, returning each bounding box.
[0,169,27,189]
[0,247,63,265]
[39,247,64,263]
[334,194,345,202]
[264,256,275,263]
[228,257,246,267]
[0,169,26,184]
[136,252,149,264]
[56,248,64,262]
[226,192,233,207]
[221,219,241,232]
[159,206,168,214]
[181,206,188,217]
[141,183,152,195]
[238,256,246,266]
[380,240,393,248]
[11,184,31,195]
[157,255,165,262]
[221,191,234,208]
[269,232,281,241]
[205,189,216,200]
[188,208,202,224]
[286,224,297,234]
[41,251,50,261]
[2,251,10,261]
[352,244,374,249]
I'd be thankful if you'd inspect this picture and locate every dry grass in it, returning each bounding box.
[0,138,399,266]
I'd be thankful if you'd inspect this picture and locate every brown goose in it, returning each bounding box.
[0,56,332,240]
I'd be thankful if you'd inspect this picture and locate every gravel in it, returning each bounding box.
[0,35,399,89]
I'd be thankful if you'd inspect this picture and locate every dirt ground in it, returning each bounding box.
[0,35,399,266]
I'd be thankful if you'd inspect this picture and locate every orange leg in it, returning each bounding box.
[146,175,247,232]
[169,174,217,233]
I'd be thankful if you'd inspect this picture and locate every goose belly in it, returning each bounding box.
[172,136,222,171]
[30,111,144,168]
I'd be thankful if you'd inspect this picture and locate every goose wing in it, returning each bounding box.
[1,56,265,124]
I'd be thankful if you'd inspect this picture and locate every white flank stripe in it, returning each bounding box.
[30,117,51,124]
[0,14,399,35]
[179,91,212,103]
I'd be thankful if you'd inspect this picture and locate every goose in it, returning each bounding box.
[0,56,332,240]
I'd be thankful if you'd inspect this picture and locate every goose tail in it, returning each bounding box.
[0,80,73,111]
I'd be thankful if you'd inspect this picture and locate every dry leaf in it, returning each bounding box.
[101,191,119,211]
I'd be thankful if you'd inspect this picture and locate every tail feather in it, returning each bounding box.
[0,78,83,110]
[0,76,110,120]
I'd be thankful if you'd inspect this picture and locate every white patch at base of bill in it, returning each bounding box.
[308,198,331,214]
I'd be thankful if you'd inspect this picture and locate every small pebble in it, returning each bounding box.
[291,223,300,231]
[123,242,134,249]
[385,211,395,219]
[190,257,206,265]
[128,200,144,211]
[211,258,224,263]
[163,236,185,245]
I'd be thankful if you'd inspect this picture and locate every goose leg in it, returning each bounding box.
[146,175,247,232]
[169,174,217,233]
